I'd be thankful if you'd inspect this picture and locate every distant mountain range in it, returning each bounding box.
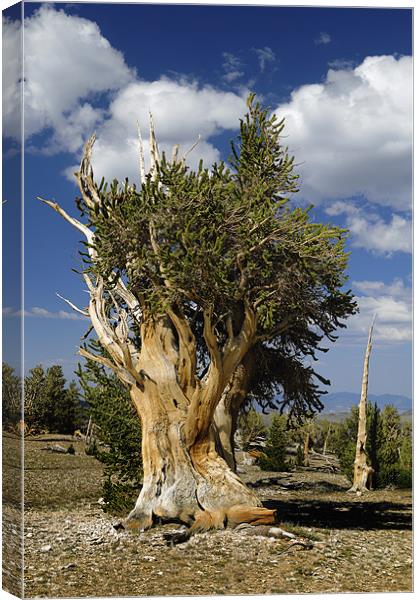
[321,392,412,414]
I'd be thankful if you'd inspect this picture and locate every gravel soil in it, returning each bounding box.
[3,434,413,597]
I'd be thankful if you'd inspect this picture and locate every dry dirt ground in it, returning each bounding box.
[3,434,413,597]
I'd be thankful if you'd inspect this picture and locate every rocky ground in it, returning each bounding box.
[3,434,413,597]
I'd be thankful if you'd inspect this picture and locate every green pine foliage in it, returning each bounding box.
[295,444,305,467]
[330,403,412,488]
[76,95,356,425]
[398,422,413,487]
[2,362,21,430]
[24,364,85,434]
[77,342,143,514]
[376,405,405,488]
[259,414,290,472]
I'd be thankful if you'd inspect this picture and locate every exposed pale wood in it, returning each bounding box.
[348,316,376,493]
[149,111,160,180]
[56,293,89,317]
[137,120,146,185]
[182,134,201,162]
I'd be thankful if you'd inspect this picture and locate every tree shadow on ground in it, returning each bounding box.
[263,497,412,531]
[248,478,346,493]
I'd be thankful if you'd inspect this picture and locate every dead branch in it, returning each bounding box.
[56,292,89,317]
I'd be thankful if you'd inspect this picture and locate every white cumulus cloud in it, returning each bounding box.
[4,5,134,150]
[87,79,247,183]
[3,6,248,184]
[2,16,22,141]
[325,201,412,255]
[274,55,412,210]
[3,306,86,320]
[348,278,412,342]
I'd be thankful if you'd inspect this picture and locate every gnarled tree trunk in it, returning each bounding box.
[126,320,260,528]
[213,351,255,471]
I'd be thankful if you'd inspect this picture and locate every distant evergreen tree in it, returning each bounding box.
[24,365,47,432]
[366,402,380,484]
[376,404,402,487]
[53,380,85,434]
[24,364,83,434]
[77,341,143,513]
[259,414,290,472]
[330,407,358,481]
[398,421,412,487]
[331,402,411,489]
[331,401,379,483]
[2,363,21,430]
[43,365,67,432]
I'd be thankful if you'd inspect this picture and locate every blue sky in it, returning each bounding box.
[2,1,412,401]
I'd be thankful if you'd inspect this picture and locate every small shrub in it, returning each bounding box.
[260,414,290,472]
[67,443,76,455]
[396,468,412,489]
[85,439,99,456]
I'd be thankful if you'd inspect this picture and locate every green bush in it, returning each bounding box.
[259,414,290,472]
[24,364,86,434]
[330,403,412,489]
[396,468,412,489]
[77,342,143,514]
[2,363,21,430]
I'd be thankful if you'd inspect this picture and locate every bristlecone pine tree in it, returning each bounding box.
[42,95,356,530]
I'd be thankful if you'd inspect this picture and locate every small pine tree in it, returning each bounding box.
[376,405,402,488]
[43,365,67,432]
[2,363,21,430]
[77,341,142,514]
[53,380,85,434]
[259,414,290,472]
[295,444,305,466]
[332,402,379,484]
[398,421,412,488]
[24,365,47,432]
[24,365,84,434]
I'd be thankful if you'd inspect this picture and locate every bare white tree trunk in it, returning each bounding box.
[348,317,375,493]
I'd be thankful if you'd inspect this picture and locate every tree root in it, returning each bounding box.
[276,539,314,555]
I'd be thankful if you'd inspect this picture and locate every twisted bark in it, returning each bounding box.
[126,318,260,528]
[214,351,255,471]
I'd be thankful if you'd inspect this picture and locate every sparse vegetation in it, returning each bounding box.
[17,432,412,597]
